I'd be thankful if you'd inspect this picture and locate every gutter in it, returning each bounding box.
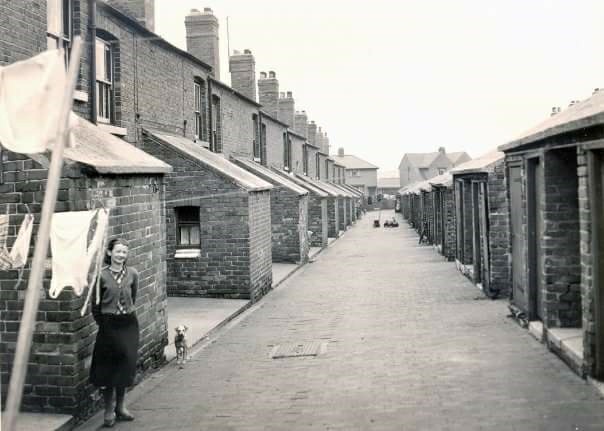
[89,0,97,124]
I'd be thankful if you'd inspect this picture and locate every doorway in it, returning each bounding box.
[527,157,544,321]
[590,150,604,378]
[509,164,527,313]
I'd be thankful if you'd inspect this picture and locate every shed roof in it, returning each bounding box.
[232,158,308,196]
[428,172,453,187]
[400,179,432,195]
[339,183,364,197]
[499,90,604,152]
[328,182,356,197]
[294,175,342,197]
[331,154,379,170]
[450,149,504,175]
[270,168,329,197]
[62,116,171,174]
[146,131,272,191]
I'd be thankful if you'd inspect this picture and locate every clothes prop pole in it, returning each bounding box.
[3,37,83,431]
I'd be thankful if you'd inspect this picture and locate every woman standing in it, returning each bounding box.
[90,238,139,427]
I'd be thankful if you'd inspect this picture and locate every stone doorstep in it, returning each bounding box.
[546,327,584,377]
[528,320,545,342]
[10,412,74,431]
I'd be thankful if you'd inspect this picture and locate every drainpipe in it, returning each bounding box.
[89,0,97,124]
[207,78,213,150]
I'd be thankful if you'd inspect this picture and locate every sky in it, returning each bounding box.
[155,0,604,176]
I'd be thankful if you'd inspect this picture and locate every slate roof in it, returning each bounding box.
[270,168,329,197]
[331,154,379,170]
[402,151,470,169]
[294,174,348,197]
[499,90,604,152]
[338,183,364,197]
[450,149,504,175]
[146,131,272,192]
[232,158,308,196]
[400,179,432,195]
[61,116,172,174]
[329,182,357,197]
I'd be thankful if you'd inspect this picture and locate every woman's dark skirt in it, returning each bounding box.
[90,313,139,388]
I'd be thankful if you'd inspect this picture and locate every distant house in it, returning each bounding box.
[377,177,401,196]
[398,147,471,188]
[332,148,379,202]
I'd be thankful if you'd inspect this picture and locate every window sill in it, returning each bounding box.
[74,90,88,102]
[175,249,201,259]
[98,124,128,137]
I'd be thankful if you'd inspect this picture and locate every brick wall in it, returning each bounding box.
[264,117,287,170]
[307,196,328,247]
[290,134,305,175]
[211,84,258,159]
[487,161,511,297]
[578,147,595,374]
[307,146,318,179]
[269,189,308,263]
[0,152,167,417]
[96,6,211,144]
[142,133,271,299]
[542,148,581,328]
[327,197,338,238]
[337,198,346,231]
[444,188,457,261]
[248,191,273,301]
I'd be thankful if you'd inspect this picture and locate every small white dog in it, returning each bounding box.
[174,325,189,365]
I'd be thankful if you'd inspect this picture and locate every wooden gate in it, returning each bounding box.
[509,165,527,312]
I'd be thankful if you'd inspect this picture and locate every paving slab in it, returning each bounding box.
[9,412,73,431]
[165,297,250,361]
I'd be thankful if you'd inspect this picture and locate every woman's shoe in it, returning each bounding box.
[102,413,116,428]
[115,409,135,421]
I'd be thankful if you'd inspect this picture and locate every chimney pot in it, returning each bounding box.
[269,71,276,78]
[438,146,446,154]
[260,71,267,79]
[286,91,292,98]
[338,147,344,157]
[244,49,252,54]
[233,49,241,55]
[203,7,212,13]
[190,8,200,13]
[280,92,285,98]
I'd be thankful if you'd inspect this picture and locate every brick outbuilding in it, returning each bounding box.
[451,151,508,298]
[271,169,329,249]
[294,175,343,238]
[142,131,273,301]
[427,173,455,261]
[498,91,604,379]
[232,158,310,263]
[0,118,171,416]
[339,183,364,221]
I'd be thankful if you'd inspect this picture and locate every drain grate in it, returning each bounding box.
[269,341,326,359]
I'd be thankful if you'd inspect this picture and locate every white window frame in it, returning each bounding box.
[95,38,113,124]
[47,0,72,67]
[194,81,203,139]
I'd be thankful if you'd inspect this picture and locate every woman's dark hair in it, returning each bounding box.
[104,237,129,265]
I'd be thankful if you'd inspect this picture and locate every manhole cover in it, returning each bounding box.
[269,341,326,359]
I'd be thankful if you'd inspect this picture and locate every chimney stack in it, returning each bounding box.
[229,49,256,101]
[278,91,295,127]
[338,147,344,157]
[106,0,155,31]
[324,133,330,155]
[294,111,308,138]
[438,146,446,154]
[307,121,318,147]
[258,71,279,117]
[594,88,601,95]
[185,7,220,79]
[316,127,324,152]
[550,107,561,116]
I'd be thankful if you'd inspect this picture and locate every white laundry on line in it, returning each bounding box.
[0,48,76,154]
[49,209,108,298]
